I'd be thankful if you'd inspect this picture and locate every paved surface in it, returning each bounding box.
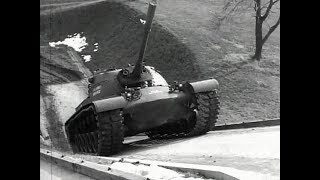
[117,126,280,177]
[40,159,94,180]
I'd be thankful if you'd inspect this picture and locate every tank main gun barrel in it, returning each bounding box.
[131,1,157,78]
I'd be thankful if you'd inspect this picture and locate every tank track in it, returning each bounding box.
[146,90,220,139]
[66,107,124,156]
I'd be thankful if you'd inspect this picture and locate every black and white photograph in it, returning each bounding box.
[40,0,280,179]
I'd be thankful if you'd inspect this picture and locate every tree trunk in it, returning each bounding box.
[252,0,263,61]
[253,19,263,61]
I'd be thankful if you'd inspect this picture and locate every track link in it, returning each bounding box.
[97,110,124,156]
[146,90,220,139]
[66,107,124,156]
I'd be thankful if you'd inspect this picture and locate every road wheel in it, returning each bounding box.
[185,90,220,136]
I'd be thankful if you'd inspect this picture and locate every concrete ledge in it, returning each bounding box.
[51,151,278,180]
[40,149,145,180]
[95,156,279,180]
[214,118,280,131]
[41,145,279,180]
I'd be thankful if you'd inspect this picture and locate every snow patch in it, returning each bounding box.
[140,19,146,24]
[46,80,89,123]
[131,127,280,159]
[49,33,88,52]
[110,162,208,180]
[93,43,99,52]
[82,55,92,62]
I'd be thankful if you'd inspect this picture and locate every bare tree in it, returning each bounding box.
[252,0,280,60]
[220,0,280,61]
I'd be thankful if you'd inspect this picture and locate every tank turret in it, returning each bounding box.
[117,1,157,86]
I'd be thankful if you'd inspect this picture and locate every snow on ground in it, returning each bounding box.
[126,126,280,159]
[40,80,89,149]
[46,80,89,123]
[93,42,99,52]
[110,162,212,180]
[49,32,94,62]
[117,126,280,177]
[82,55,92,62]
[49,33,88,52]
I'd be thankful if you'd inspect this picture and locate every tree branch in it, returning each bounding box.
[262,15,280,45]
[260,1,272,11]
[228,0,246,15]
[253,0,258,11]
[261,0,273,21]
[273,0,280,5]
[255,0,261,18]
[223,0,232,11]
[220,0,246,22]
[261,0,279,21]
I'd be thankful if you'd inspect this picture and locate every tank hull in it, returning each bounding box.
[122,86,190,135]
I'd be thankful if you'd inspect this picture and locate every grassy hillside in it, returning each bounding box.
[127,0,280,122]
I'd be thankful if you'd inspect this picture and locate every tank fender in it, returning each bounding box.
[185,79,219,93]
[92,96,127,113]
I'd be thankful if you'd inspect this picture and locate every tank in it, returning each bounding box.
[65,1,220,156]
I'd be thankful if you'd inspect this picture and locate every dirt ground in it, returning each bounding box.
[40,0,279,150]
